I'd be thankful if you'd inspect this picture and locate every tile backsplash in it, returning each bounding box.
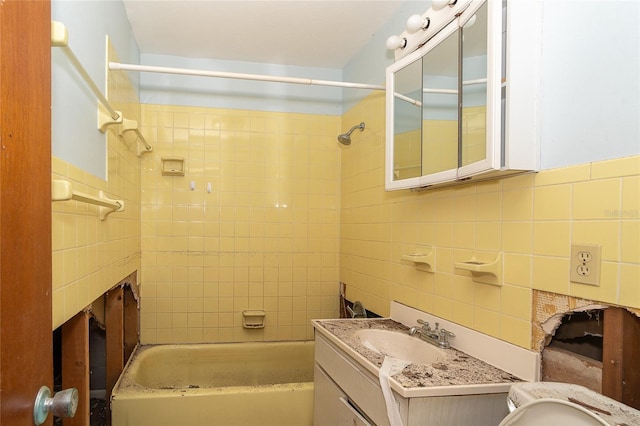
[341,92,639,349]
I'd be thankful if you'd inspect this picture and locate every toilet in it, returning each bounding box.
[498,382,640,426]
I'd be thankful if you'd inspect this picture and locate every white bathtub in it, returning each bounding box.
[111,341,315,426]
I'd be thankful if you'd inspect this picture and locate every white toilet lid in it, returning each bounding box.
[498,398,610,426]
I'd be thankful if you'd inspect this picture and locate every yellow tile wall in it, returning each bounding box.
[341,91,640,350]
[51,41,141,329]
[139,104,341,344]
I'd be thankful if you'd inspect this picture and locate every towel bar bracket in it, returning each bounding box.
[98,192,125,221]
[99,106,123,133]
[52,180,125,221]
[121,117,153,157]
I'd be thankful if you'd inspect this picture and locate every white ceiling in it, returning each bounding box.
[122,0,407,69]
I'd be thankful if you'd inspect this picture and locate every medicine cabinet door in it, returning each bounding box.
[388,57,423,190]
[420,25,460,186]
[385,20,460,190]
[458,0,504,178]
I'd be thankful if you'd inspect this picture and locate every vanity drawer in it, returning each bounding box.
[315,332,408,426]
[337,397,373,426]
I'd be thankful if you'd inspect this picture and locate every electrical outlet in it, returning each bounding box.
[576,264,591,276]
[577,251,592,263]
[570,243,601,286]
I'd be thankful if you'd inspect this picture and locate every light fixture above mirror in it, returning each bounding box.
[406,14,430,33]
[385,0,473,61]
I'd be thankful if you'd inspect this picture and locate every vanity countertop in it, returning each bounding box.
[313,318,522,391]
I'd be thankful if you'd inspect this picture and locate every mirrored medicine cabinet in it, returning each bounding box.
[385,0,537,191]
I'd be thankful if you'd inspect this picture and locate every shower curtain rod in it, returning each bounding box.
[109,62,386,91]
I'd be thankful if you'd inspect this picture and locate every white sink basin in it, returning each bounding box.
[355,329,446,365]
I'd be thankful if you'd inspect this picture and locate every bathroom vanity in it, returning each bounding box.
[312,303,540,426]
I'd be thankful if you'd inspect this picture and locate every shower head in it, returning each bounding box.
[337,122,365,146]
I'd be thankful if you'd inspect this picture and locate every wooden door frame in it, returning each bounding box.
[0,0,53,424]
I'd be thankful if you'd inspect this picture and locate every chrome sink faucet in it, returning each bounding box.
[408,319,455,349]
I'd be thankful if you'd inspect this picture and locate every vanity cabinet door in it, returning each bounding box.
[314,364,346,426]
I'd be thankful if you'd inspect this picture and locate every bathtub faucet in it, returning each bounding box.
[408,320,455,349]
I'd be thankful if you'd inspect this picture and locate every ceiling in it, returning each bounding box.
[122,0,408,69]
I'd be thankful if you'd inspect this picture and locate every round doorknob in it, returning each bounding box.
[33,386,79,425]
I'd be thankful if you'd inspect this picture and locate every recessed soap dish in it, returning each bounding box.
[455,253,502,286]
[161,156,185,176]
[242,310,266,329]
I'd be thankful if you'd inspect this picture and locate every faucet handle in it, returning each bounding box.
[438,329,455,348]
[416,319,431,331]
[440,329,455,338]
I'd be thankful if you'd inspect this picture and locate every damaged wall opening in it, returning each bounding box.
[548,310,604,361]
[535,290,640,410]
[542,309,605,393]
[51,273,140,425]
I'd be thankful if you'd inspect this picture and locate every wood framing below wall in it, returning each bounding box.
[62,311,91,426]
[603,307,640,410]
[534,290,640,411]
[58,272,139,425]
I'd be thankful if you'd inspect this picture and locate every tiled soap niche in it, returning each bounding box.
[533,290,640,411]
[53,272,139,426]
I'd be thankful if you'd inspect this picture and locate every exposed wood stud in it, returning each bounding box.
[62,311,90,426]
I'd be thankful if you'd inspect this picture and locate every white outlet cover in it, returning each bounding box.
[570,243,602,286]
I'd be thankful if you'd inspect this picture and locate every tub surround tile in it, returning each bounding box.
[140,105,340,343]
